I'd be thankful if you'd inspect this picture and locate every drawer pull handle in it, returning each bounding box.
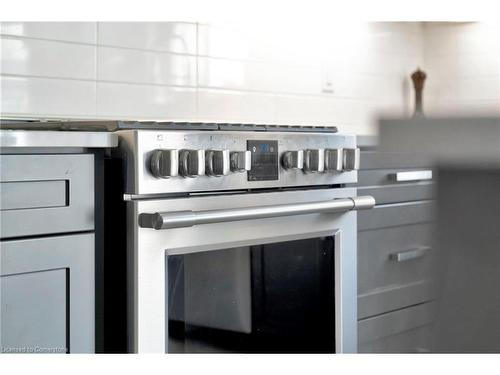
[393,170,433,182]
[389,246,431,262]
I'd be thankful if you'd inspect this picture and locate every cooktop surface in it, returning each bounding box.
[0,120,338,133]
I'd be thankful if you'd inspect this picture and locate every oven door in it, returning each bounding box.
[129,187,372,353]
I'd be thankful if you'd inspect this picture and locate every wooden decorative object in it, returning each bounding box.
[411,68,427,117]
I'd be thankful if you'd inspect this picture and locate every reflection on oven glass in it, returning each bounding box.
[168,237,335,353]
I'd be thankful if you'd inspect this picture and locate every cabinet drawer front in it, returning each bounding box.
[360,151,433,170]
[358,223,435,318]
[358,302,436,353]
[357,183,435,205]
[358,201,434,231]
[358,168,434,187]
[0,154,94,238]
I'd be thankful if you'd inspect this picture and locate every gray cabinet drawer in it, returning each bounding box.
[358,223,435,319]
[357,183,435,205]
[358,302,436,353]
[358,200,434,231]
[0,154,94,238]
[0,233,95,353]
[358,168,434,187]
[357,168,435,204]
[360,151,433,170]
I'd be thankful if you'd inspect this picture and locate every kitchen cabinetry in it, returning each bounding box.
[0,130,117,354]
[356,140,436,353]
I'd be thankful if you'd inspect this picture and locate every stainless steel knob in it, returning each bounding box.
[230,151,251,173]
[150,149,179,178]
[282,150,304,170]
[205,150,230,177]
[179,149,205,178]
[343,148,360,171]
[324,148,343,172]
[303,149,324,173]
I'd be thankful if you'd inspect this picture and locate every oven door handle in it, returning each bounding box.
[138,195,376,230]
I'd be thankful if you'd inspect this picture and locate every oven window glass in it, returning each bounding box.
[167,236,335,353]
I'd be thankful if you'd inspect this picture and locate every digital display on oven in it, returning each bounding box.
[247,140,279,181]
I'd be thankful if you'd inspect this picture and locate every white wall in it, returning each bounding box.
[0,22,424,135]
[423,22,500,115]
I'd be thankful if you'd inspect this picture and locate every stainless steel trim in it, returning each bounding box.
[139,195,375,230]
[394,170,433,182]
[389,246,431,262]
[0,130,118,148]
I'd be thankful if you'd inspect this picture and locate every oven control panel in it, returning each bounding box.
[116,130,359,195]
[247,140,279,181]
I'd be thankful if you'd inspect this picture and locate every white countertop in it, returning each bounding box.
[0,130,118,149]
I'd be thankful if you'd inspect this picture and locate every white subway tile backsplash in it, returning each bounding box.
[423,22,500,56]
[425,52,500,79]
[0,21,443,135]
[197,88,275,123]
[272,65,323,95]
[98,22,197,55]
[198,57,323,95]
[454,23,500,55]
[274,94,403,133]
[427,76,500,102]
[98,47,196,86]
[325,49,420,78]
[0,22,96,44]
[0,75,96,117]
[323,70,405,100]
[273,94,350,125]
[198,23,273,62]
[96,82,197,120]
[426,99,500,115]
[367,28,424,58]
[197,57,275,92]
[1,36,96,80]
[423,23,459,56]
[424,22,500,116]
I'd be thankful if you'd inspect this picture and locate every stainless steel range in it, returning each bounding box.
[97,121,374,353]
[0,120,375,353]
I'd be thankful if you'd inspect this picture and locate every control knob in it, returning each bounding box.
[324,148,343,172]
[205,150,230,177]
[230,151,252,173]
[179,149,205,178]
[150,149,179,178]
[343,148,360,171]
[282,150,304,170]
[303,149,325,173]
